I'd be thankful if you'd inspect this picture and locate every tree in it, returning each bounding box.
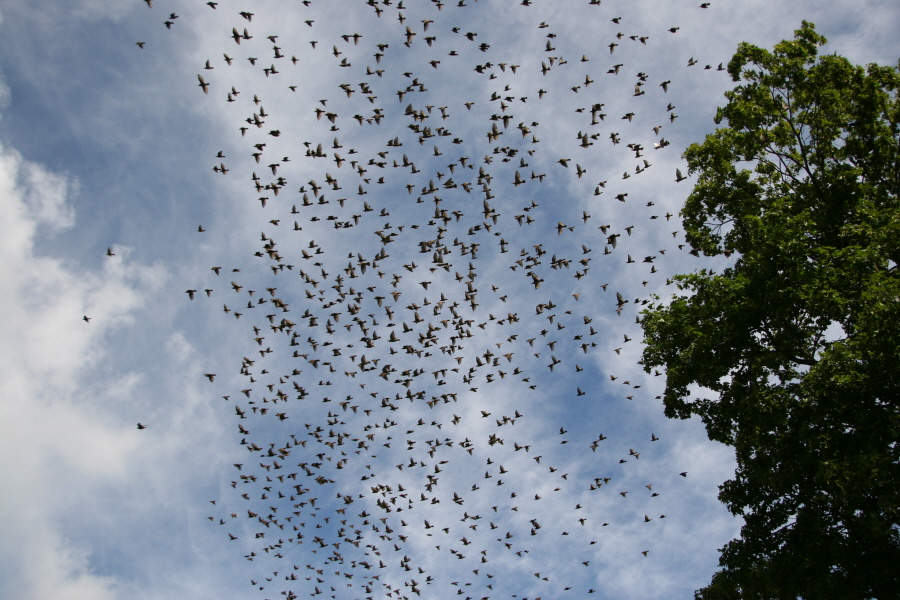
[640,22,900,599]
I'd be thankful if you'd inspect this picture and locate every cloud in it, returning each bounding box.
[0,136,258,600]
[0,141,160,600]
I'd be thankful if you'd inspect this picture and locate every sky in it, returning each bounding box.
[0,1,897,599]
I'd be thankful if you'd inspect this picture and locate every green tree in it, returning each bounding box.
[640,22,900,599]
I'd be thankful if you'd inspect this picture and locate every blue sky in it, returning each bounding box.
[1,1,898,599]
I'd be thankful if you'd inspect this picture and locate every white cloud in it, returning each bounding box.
[18,538,119,600]
[0,141,160,600]
[17,155,75,231]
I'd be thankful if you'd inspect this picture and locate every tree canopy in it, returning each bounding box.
[640,22,900,599]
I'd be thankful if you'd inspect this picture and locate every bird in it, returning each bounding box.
[99,3,747,594]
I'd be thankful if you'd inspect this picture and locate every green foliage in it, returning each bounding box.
[641,22,900,599]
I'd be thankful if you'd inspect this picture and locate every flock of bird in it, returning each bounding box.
[112,1,728,598]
